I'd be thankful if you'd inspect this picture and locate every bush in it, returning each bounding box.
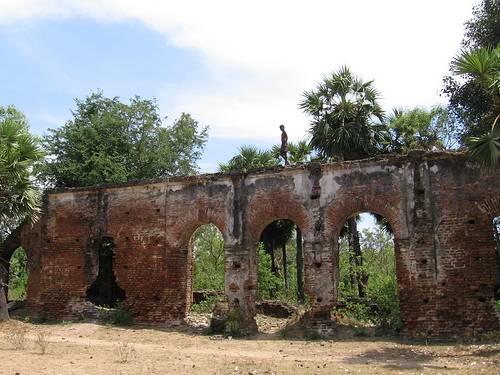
[190,296,218,313]
[224,308,243,337]
[107,300,132,326]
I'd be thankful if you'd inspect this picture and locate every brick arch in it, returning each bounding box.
[178,218,227,250]
[324,196,406,241]
[246,193,311,244]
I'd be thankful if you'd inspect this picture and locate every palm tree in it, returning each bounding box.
[0,106,44,321]
[300,66,387,161]
[300,66,387,298]
[219,146,277,173]
[451,46,500,168]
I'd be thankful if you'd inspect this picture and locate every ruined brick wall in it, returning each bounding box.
[19,152,500,337]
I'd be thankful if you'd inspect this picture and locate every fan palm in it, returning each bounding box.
[0,107,44,322]
[452,46,500,168]
[218,146,277,173]
[300,66,387,161]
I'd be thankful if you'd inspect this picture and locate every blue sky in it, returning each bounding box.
[0,0,477,172]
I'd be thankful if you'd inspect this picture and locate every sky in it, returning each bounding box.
[0,0,477,173]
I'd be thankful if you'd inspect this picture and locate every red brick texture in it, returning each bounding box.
[12,151,500,337]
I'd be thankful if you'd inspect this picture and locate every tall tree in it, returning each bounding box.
[300,66,387,298]
[442,0,500,142]
[0,106,44,321]
[451,47,500,168]
[41,92,208,187]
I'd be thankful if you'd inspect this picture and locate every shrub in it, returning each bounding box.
[107,300,132,326]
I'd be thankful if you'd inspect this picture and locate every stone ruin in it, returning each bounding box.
[2,151,500,337]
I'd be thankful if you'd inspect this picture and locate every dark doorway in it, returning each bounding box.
[86,237,125,307]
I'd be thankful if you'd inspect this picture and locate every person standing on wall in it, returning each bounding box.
[279,124,289,166]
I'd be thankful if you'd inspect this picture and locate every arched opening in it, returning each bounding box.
[189,224,225,314]
[86,236,125,308]
[256,219,304,332]
[335,212,402,334]
[7,247,28,302]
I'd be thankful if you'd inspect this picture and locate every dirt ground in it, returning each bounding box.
[0,314,499,375]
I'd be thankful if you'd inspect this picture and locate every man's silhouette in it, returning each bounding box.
[279,124,289,166]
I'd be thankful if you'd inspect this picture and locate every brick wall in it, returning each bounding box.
[15,151,500,337]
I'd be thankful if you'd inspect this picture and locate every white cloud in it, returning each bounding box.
[0,0,476,140]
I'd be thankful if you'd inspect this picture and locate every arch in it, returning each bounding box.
[324,196,406,242]
[246,193,311,245]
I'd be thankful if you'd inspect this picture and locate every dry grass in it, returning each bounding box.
[34,331,50,354]
[6,326,27,350]
[116,341,136,363]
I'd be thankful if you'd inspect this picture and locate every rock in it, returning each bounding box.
[209,300,229,333]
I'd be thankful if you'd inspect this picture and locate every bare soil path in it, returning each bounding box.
[0,318,499,374]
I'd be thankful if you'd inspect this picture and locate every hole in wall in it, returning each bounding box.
[85,236,125,308]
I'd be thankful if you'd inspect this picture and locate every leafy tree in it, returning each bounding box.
[0,105,44,321]
[442,0,499,141]
[218,145,276,173]
[41,92,208,187]
[387,106,460,152]
[300,66,387,297]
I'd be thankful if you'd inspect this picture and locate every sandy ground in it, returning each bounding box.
[0,315,499,375]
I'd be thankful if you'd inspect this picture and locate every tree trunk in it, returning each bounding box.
[296,226,304,303]
[493,217,500,299]
[0,265,9,322]
[270,239,278,276]
[282,244,288,291]
[347,217,367,298]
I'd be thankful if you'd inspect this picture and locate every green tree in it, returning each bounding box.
[192,224,225,291]
[218,145,277,173]
[387,106,460,152]
[451,47,500,168]
[41,92,208,187]
[0,105,44,322]
[300,66,387,298]
[300,66,387,161]
[442,0,499,141]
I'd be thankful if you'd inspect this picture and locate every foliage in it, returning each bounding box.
[8,247,28,301]
[107,300,133,326]
[41,92,208,188]
[192,224,225,292]
[461,0,500,50]
[224,307,243,337]
[442,0,500,142]
[300,66,387,161]
[271,141,314,165]
[337,226,403,333]
[450,46,500,168]
[190,296,218,313]
[387,106,460,152]
[257,245,284,300]
[219,145,277,172]
[0,106,44,235]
